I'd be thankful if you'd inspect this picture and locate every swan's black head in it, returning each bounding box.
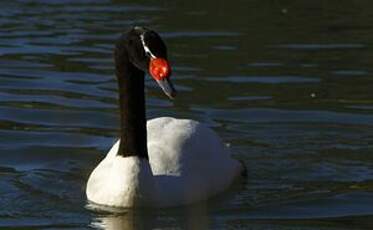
[120,26,176,99]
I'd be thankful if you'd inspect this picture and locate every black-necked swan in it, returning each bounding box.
[86,26,243,208]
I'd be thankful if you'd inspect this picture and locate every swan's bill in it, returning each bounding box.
[156,78,176,99]
[148,57,176,99]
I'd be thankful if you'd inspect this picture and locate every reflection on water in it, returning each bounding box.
[90,204,209,230]
[1,0,373,229]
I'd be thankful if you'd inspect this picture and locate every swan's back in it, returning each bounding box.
[147,117,243,206]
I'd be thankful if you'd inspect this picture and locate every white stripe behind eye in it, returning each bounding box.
[140,34,156,59]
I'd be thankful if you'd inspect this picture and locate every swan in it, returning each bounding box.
[86,26,243,208]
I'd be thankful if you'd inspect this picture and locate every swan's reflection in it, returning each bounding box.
[89,202,209,230]
[91,212,148,230]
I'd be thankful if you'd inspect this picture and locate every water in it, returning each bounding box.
[1,0,373,229]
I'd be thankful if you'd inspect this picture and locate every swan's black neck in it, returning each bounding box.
[114,37,148,159]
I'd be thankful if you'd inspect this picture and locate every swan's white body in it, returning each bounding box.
[86,117,243,208]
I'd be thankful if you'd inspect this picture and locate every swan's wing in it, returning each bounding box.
[147,117,242,179]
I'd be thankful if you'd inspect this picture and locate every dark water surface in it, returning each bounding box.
[1,0,373,229]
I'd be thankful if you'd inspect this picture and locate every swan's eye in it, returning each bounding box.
[149,58,170,81]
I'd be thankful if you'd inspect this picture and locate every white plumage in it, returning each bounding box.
[86,117,243,207]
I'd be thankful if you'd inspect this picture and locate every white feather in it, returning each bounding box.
[140,33,156,59]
